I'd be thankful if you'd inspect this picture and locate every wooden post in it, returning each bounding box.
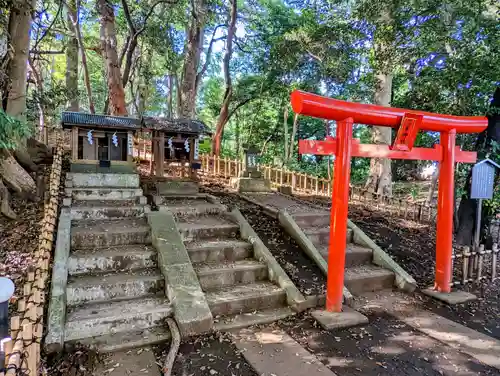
[492,244,498,281]
[157,132,165,177]
[71,126,78,161]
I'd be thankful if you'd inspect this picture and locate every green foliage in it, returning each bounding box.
[0,110,32,150]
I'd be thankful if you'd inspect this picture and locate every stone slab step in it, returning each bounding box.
[177,216,239,241]
[162,202,226,216]
[71,218,151,248]
[305,227,353,247]
[66,269,164,306]
[71,326,170,353]
[194,260,268,290]
[206,282,286,316]
[231,327,335,376]
[71,203,149,220]
[66,187,144,201]
[186,240,253,263]
[292,212,331,228]
[68,245,157,276]
[65,296,172,342]
[215,307,295,331]
[319,244,373,267]
[156,180,199,196]
[344,265,395,295]
[67,173,139,189]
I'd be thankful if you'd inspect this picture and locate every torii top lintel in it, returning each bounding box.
[291,90,488,134]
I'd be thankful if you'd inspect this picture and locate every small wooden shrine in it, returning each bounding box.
[62,112,141,170]
[142,117,211,179]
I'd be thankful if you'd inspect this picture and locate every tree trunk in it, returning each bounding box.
[0,151,36,198]
[66,0,95,113]
[178,0,206,118]
[66,0,79,111]
[288,113,299,162]
[5,0,34,120]
[212,0,237,156]
[283,106,289,165]
[456,88,500,245]
[98,0,127,116]
[364,6,394,197]
[426,164,439,204]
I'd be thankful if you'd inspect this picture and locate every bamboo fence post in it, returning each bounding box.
[477,244,485,282]
[492,244,498,281]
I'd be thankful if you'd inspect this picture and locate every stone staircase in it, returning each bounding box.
[56,172,173,352]
[158,189,294,330]
[291,211,396,295]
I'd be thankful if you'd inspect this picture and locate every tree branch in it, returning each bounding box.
[234,37,251,54]
[30,49,66,55]
[121,0,136,34]
[195,24,225,87]
[32,1,63,52]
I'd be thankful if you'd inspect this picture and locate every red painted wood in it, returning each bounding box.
[291,90,487,133]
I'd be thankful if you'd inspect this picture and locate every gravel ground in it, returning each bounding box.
[202,184,326,297]
[278,312,499,376]
[154,332,257,376]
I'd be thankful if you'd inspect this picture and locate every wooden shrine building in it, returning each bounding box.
[142,117,211,178]
[62,112,141,172]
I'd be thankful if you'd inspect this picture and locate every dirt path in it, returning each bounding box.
[279,313,499,376]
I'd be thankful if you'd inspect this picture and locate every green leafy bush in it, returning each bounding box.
[0,110,32,150]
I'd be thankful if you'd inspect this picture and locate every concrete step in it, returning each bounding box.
[72,326,170,353]
[71,218,151,248]
[292,212,330,228]
[65,187,144,201]
[71,201,149,220]
[206,282,286,316]
[319,244,373,267]
[186,240,253,263]
[162,202,226,217]
[177,216,239,241]
[65,296,172,342]
[67,173,139,188]
[194,260,268,290]
[305,227,353,247]
[68,245,157,276]
[214,307,295,331]
[344,265,395,295]
[66,269,164,306]
[156,179,199,196]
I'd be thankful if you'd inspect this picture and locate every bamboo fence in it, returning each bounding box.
[198,154,437,224]
[1,137,63,376]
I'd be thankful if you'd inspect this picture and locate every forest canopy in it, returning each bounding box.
[0,0,499,241]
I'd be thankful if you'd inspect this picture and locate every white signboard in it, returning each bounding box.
[127,133,133,155]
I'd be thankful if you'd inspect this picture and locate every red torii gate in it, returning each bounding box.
[292,90,488,312]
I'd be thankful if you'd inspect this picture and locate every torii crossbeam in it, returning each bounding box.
[292,90,488,312]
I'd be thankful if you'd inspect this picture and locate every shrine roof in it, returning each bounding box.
[142,117,212,135]
[61,112,141,130]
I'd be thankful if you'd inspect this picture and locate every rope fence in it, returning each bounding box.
[1,136,63,376]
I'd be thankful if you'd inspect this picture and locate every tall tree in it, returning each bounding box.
[178,0,207,118]
[212,0,237,155]
[98,0,127,116]
[0,0,37,219]
[364,3,395,197]
[65,0,79,111]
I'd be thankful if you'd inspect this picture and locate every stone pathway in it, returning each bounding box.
[232,327,338,376]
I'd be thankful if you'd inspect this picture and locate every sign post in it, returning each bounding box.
[470,158,500,251]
